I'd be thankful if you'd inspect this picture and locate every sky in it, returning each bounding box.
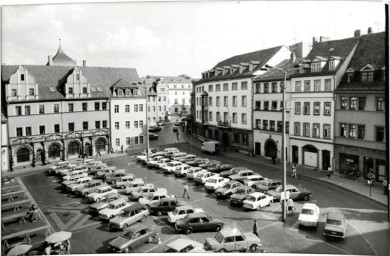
[1,1,386,78]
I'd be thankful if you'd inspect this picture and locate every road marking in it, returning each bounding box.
[145,234,179,253]
[347,220,377,255]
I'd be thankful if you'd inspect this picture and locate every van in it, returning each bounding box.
[164,148,180,153]
[201,141,221,155]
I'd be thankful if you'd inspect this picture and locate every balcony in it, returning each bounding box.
[217,121,231,128]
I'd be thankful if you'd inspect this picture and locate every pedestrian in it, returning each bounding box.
[287,198,295,215]
[327,166,333,179]
[102,174,106,183]
[121,145,124,154]
[383,178,388,195]
[28,204,39,222]
[183,182,190,199]
[272,155,276,164]
[253,220,259,237]
[97,151,101,157]
[291,164,297,178]
[176,132,179,141]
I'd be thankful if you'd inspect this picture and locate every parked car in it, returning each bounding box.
[139,151,166,164]
[106,171,132,185]
[148,198,181,216]
[167,206,203,224]
[323,213,347,239]
[242,174,267,187]
[87,185,118,202]
[48,161,70,174]
[149,133,159,140]
[146,156,165,168]
[148,125,162,132]
[171,152,188,161]
[124,179,147,194]
[96,166,117,178]
[204,177,230,192]
[62,167,88,181]
[243,192,274,210]
[55,164,77,176]
[207,164,234,174]
[214,180,242,198]
[138,191,175,206]
[66,176,93,192]
[114,175,137,189]
[89,193,127,215]
[198,160,221,169]
[186,158,209,167]
[109,203,149,230]
[230,186,254,206]
[267,184,312,201]
[204,227,262,252]
[98,198,131,220]
[173,164,191,177]
[229,170,255,183]
[220,167,249,178]
[75,180,107,196]
[175,212,224,234]
[88,164,109,175]
[298,203,320,227]
[252,179,282,192]
[129,186,167,200]
[162,161,184,174]
[163,148,180,158]
[153,158,171,169]
[108,224,159,252]
[62,174,88,188]
[186,167,207,180]
[164,238,206,253]
[194,172,219,186]
[177,154,197,163]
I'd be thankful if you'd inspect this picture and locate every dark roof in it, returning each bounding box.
[112,79,140,88]
[253,58,301,82]
[2,65,142,101]
[147,76,191,84]
[47,43,76,66]
[335,82,385,92]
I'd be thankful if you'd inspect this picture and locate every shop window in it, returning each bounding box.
[16,147,30,163]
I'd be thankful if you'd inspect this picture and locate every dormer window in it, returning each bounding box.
[133,90,138,96]
[347,72,354,83]
[82,87,87,94]
[76,74,80,81]
[21,74,25,81]
[117,90,123,96]
[125,89,131,96]
[29,89,35,96]
[68,87,73,94]
[329,61,335,71]
[311,62,321,72]
[361,72,373,82]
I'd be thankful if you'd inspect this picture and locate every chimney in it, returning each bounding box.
[312,37,318,45]
[320,36,330,42]
[354,29,361,37]
[368,27,373,34]
[290,52,296,63]
[48,55,52,65]
[83,60,87,67]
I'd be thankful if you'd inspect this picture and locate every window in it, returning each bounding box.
[39,105,45,114]
[375,126,385,142]
[174,99,178,104]
[323,124,331,139]
[223,83,229,91]
[54,124,60,133]
[139,104,143,111]
[264,101,269,111]
[349,124,356,138]
[134,137,139,145]
[82,103,88,111]
[139,121,144,128]
[69,123,74,132]
[125,121,130,129]
[294,122,301,136]
[53,104,59,113]
[324,102,331,116]
[11,89,17,96]
[242,133,248,145]
[68,87,73,94]
[329,61,335,71]
[208,97,213,106]
[377,97,385,111]
[115,122,119,130]
[285,121,289,134]
[115,138,120,146]
[271,101,277,110]
[125,89,131,96]
[303,102,310,115]
[15,106,22,116]
[25,106,31,115]
[95,121,100,129]
[29,88,35,96]
[175,92,177,95]
[340,123,347,137]
[255,83,261,93]
[232,82,238,90]
[277,121,282,132]
[350,97,357,110]
[102,120,107,129]
[16,147,30,163]
[216,112,221,121]
[208,84,213,92]
[341,97,348,109]
[347,72,354,83]
[16,128,23,137]
[126,137,130,145]
[39,125,45,135]
[311,62,321,72]
[295,102,301,115]
[216,84,221,91]
[242,113,247,124]
[93,102,99,111]
[362,72,373,82]
[255,119,261,128]
[242,96,247,107]
[303,123,310,136]
[314,102,320,115]
[230,113,236,123]
[83,122,88,130]
[270,121,275,131]
[264,83,269,93]
[234,133,240,144]
[314,80,321,91]
[148,106,150,112]
[209,112,213,121]
[134,105,138,112]
[358,97,366,110]
[241,81,248,90]
[118,90,123,96]
[233,96,237,107]
[182,99,185,104]
[164,106,166,111]
[175,108,178,113]
[159,106,161,111]
[295,81,301,92]
[25,127,31,136]
[272,82,277,92]
[304,80,310,92]
[134,121,138,128]
[224,97,228,106]
[140,136,144,144]
[357,125,365,139]
[325,79,331,91]
[163,96,166,101]
[255,101,260,110]
[263,120,268,130]
[82,87,87,94]
[102,102,107,110]
[20,74,25,81]
[313,123,320,137]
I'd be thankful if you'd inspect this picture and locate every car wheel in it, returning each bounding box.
[214,225,221,232]
[303,195,309,201]
[218,248,227,253]
[124,247,130,253]
[123,223,129,229]
[249,244,258,252]
[185,228,192,234]
[156,211,162,216]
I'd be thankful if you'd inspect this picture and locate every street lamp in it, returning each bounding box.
[145,87,150,162]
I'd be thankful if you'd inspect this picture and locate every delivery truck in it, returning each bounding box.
[201,141,221,155]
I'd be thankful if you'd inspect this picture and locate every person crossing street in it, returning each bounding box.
[183,182,190,199]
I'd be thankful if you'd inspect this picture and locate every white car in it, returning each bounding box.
[66,176,93,192]
[138,192,175,206]
[204,177,230,191]
[55,164,78,176]
[298,203,320,227]
[124,179,147,194]
[87,185,118,202]
[167,206,203,224]
[115,175,136,189]
[243,174,267,187]
[49,161,70,174]
[194,172,219,185]
[88,164,108,175]
[96,166,117,178]
[186,167,207,180]
[243,192,274,210]
[62,174,88,188]
[98,199,131,220]
[162,161,184,174]
[62,168,88,181]
[173,164,191,177]
[153,158,171,169]
[146,156,165,167]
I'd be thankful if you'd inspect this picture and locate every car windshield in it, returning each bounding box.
[108,204,116,209]
[208,179,217,183]
[236,189,246,195]
[222,184,231,189]
[122,230,134,239]
[96,189,103,193]
[247,196,256,202]
[327,219,342,226]
[167,163,175,167]
[215,232,225,243]
[301,209,314,215]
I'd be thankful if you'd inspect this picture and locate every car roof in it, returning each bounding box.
[128,178,143,183]
[245,174,263,179]
[98,185,112,190]
[123,203,147,213]
[175,205,193,211]
[166,239,195,249]
[249,192,266,197]
[110,198,127,205]
[302,203,318,209]
[160,197,177,202]
[236,185,250,190]
[126,224,149,232]
[187,212,208,218]
[219,227,243,236]
[170,161,182,164]
[327,212,345,220]
[286,185,298,190]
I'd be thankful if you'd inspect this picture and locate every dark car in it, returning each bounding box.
[229,186,253,206]
[220,167,249,178]
[149,133,159,140]
[148,125,162,132]
[267,184,312,201]
[173,127,179,132]
[108,224,159,253]
[199,160,221,169]
[175,212,224,234]
[207,164,233,173]
[186,158,209,167]
[148,198,181,216]
[253,179,282,192]
[323,213,347,239]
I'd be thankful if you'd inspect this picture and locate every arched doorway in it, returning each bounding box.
[265,139,277,158]
[16,147,30,163]
[67,141,80,157]
[36,149,42,163]
[48,144,61,159]
[302,145,318,167]
[95,138,106,153]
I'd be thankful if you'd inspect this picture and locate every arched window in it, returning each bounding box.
[48,144,61,159]
[95,138,106,152]
[16,148,30,163]
[68,142,80,155]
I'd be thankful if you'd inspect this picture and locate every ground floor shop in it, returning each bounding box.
[253,130,290,163]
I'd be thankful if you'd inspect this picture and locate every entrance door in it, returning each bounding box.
[223,132,229,149]
[322,150,330,170]
[292,146,298,164]
[255,142,261,156]
[265,139,277,158]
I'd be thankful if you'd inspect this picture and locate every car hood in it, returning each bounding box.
[99,208,114,215]
[109,237,129,249]
[229,174,240,180]
[220,171,231,176]
[299,214,318,222]
[256,184,268,190]
[230,193,245,200]
[243,232,261,242]
[267,190,280,197]
[139,198,149,205]
[110,215,126,224]
[167,212,176,219]
[205,237,219,247]
[215,188,228,194]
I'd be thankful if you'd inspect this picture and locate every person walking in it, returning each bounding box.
[287,198,295,215]
[291,164,297,178]
[327,166,333,179]
[28,204,39,222]
[253,220,259,237]
[183,182,190,199]
[383,178,388,195]
[176,132,180,141]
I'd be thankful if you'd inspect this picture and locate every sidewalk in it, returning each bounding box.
[183,132,388,207]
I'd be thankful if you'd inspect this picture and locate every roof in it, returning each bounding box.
[253,58,300,82]
[250,192,266,197]
[147,76,191,84]
[1,65,142,101]
[123,203,146,213]
[112,79,141,88]
[187,212,208,218]
[302,203,318,209]
[219,227,242,236]
[109,198,127,205]
[175,205,194,211]
[47,41,76,66]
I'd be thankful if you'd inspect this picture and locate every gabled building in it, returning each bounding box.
[334,30,386,181]
[289,33,359,171]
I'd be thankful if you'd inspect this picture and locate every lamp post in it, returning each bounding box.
[145,87,150,162]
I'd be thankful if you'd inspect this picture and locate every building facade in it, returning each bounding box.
[334,31,386,181]
[2,113,9,172]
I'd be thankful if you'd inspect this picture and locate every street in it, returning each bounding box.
[19,124,388,255]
